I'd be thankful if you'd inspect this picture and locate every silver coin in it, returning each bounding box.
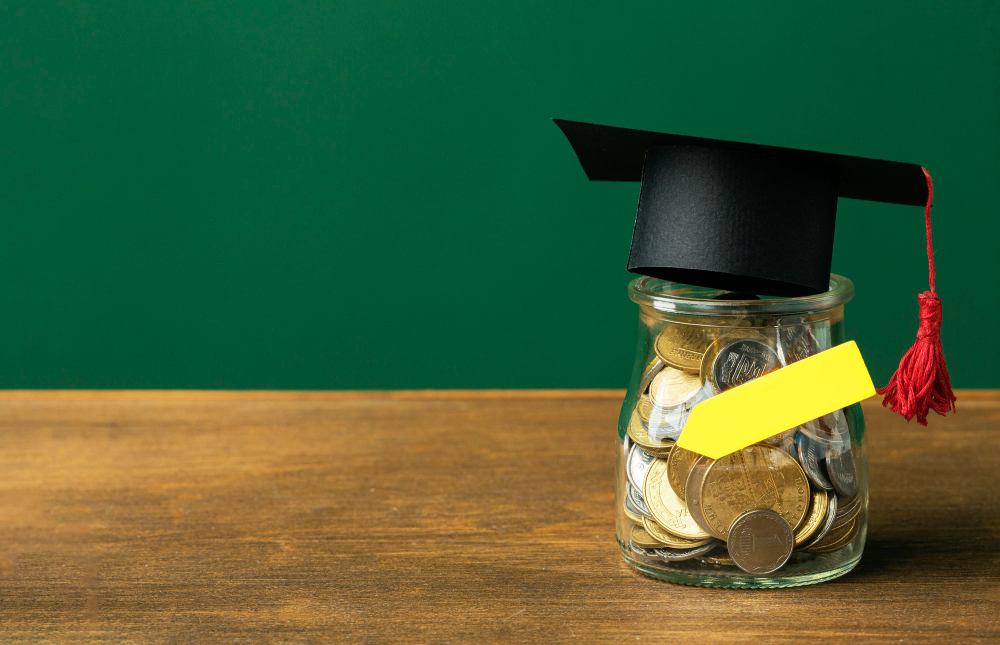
[799,492,839,550]
[825,441,859,498]
[800,410,850,445]
[777,325,820,366]
[627,483,652,518]
[627,443,656,491]
[795,432,833,491]
[727,510,794,575]
[712,339,780,391]
[653,541,718,561]
[629,543,660,559]
[638,358,666,395]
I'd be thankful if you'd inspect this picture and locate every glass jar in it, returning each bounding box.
[616,274,867,588]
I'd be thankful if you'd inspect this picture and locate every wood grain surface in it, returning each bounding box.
[0,390,996,642]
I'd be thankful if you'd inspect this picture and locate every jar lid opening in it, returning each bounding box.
[628,274,854,315]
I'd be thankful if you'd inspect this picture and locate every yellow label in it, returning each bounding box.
[676,341,876,459]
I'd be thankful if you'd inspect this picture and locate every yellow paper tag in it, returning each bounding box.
[676,341,876,459]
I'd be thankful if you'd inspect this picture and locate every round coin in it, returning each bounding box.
[627,483,652,519]
[627,409,672,452]
[627,444,656,491]
[762,426,798,446]
[630,524,665,549]
[799,493,839,550]
[654,541,719,561]
[684,455,718,537]
[794,488,829,547]
[623,500,644,524]
[643,459,712,540]
[666,446,702,500]
[649,366,702,409]
[795,432,834,491]
[778,325,820,365]
[638,358,666,395]
[699,444,810,540]
[727,509,794,575]
[709,337,780,392]
[642,517,714,549]
[825,441,859,498]
[655,322,714,372]
[800,410,849,444]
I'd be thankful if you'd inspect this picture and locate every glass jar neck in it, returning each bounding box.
[628,274,854,317]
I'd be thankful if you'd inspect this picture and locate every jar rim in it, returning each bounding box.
[628,274,854,315]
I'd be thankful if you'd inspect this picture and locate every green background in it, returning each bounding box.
[1,1,997,389]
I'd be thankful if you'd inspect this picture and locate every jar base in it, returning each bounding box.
[624,552,863,589]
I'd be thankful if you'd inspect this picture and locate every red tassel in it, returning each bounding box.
[876,168,956,425]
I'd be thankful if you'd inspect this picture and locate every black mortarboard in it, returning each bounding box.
[554,119,929,297]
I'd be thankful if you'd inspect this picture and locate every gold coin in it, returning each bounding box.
[830,495,863,531]
[627,408,673,452]
[684,455,719,538]
[807,517,861,553]
[630,524,665,549]
[642,517,714,549]
[699,444,810,541]
[636,394,653,426]
[654,322,715,372]
[643,459,712,540]
[666,446,702,500]
[794,488,829,547]
[649,366,702,408]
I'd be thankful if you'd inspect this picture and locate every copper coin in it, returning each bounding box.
[727,510,794,575]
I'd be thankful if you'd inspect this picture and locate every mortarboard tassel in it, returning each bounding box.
[877,168,957,425]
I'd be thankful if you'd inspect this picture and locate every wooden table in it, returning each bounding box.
[0,391,996,642]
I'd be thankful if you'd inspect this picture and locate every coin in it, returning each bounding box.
[807,515,862,553]
[629,543,659,559]
[649,366,702,408]
[700,444,810,540]
[636,395,654,426]
[684,455,717,537]
[799,493,839,550]
[727,510,794,574]
[666,446,702,499]
[645,404,691,442]
[653,541,718,561]
[777,325,820,365]
[627,409,673,452]
[623,499,644,524]
[795,432,834,491]
[627,443,656,491]
[762,426,798,446]
[710,337,780,392]
[825,442,859,498]
[643,459,712,540]
[630,524,665,549]
[655,322,714,372]
[794,488,829,547]
[800,410,849,444]
[642,517,715,549]
[638,358,666,394]
[830,494,863,530]
[627,483,652,518]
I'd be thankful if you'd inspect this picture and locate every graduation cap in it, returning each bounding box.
[554,118,955,424]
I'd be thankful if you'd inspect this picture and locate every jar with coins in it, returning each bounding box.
[617,274,866,588]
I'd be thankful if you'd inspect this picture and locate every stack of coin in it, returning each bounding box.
[624,318,862,575]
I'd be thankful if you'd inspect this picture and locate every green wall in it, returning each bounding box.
[1,1,997,389]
